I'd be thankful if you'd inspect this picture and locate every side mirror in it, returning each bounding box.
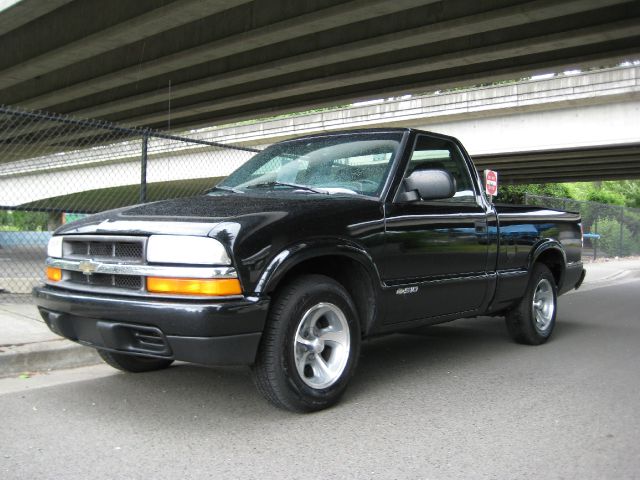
[399,169,456,202]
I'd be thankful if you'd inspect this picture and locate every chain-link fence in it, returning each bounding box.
[0,105,258,301]
[525,193,640,260]
[3,104,637,300]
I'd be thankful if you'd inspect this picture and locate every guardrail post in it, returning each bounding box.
[140,133,148,204]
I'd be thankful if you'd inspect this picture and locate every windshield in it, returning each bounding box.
[215,132,403,197]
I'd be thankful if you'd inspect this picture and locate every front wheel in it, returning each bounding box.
[251,274,361,412]
[505,264,558,345]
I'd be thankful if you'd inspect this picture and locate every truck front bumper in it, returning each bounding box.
[33,286,269,365]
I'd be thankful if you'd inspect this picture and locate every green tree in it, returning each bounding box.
[600,180,640,208]
[498,183,571,204]
[586,189,625,206]
[11,211,49,231]
[566,180,640,207]
[0,210,10,226]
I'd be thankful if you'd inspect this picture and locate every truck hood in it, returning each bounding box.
[55,192,385,294]
[55,193,380,238]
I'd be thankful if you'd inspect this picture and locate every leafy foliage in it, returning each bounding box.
[499,180,640,207]
[595,218,640,256]
[567,180,640,207]
[0,210,49,231]
[586,189,625,206]
[497,183,571,204]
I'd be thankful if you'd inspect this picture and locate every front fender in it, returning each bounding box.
[254,240,381,295]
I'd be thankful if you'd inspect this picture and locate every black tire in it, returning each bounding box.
[97,350,173,373]
[505,263,558,345]
[251,274,361,412]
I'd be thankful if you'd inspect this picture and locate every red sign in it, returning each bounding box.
[485,170,498,196]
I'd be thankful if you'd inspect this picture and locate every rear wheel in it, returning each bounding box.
[251,274,361,412]
[97,350,173,373]
[505,264,557,345]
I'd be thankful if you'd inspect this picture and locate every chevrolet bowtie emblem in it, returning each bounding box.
[79,260,98,276]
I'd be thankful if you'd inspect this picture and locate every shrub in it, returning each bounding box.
[594,218,640,257]
[587,190,625,206]
[498,183,571,204]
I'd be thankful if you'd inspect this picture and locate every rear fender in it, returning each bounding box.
[529,240,567,287]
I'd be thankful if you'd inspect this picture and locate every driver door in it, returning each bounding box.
[380,134,490,324]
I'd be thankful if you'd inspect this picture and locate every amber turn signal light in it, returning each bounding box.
[146,277,242,296]
[46,267,62,282]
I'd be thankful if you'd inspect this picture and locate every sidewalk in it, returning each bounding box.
[0,303,100,378]
[1,258,638,378]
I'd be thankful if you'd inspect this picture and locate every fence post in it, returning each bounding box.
[140,133,148,203]
[593,216,598,260]
[619,206,624,257]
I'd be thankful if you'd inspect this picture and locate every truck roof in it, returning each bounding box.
[275,127,460,144]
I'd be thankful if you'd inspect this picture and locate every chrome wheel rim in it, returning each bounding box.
[293,302,351,389]
[532,278,555,333]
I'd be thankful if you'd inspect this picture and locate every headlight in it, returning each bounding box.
[47,236,63,258]
[146,235,231,265]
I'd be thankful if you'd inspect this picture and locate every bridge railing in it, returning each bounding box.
[524,193,640,260]
[0,105,258,301]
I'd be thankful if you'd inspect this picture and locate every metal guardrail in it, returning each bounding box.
[582,232,602,260]
[0,105,258,301]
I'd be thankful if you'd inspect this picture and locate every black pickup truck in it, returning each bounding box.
[34,128,585,412]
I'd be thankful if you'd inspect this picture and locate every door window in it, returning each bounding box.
[404,135,476,202]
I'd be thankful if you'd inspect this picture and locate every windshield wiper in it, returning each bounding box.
[245,181,327,194]
[207,185,243,194]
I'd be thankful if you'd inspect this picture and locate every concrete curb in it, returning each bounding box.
[0,340,102,378]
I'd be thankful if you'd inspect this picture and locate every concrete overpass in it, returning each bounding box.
[201,65,640,184]
[1,0,640,132]
[1,65,639,211]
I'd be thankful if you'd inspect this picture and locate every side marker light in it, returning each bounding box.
[46,267,62,282]
[146,277,242,296]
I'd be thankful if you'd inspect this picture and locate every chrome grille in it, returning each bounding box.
[114,242,143,258]
[114,275,144,290]
[68,271,143,290]
[68,242,89,255]
[89,242,112,257]
[63,236,144,262]
[60,236,146,293]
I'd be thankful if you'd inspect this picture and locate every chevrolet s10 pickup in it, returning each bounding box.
[34,128,585,412]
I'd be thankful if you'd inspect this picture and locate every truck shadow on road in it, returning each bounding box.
[348,314,592,397]
[31,314,595,424]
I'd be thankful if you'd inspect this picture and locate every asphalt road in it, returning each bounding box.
[1,273,639,479]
